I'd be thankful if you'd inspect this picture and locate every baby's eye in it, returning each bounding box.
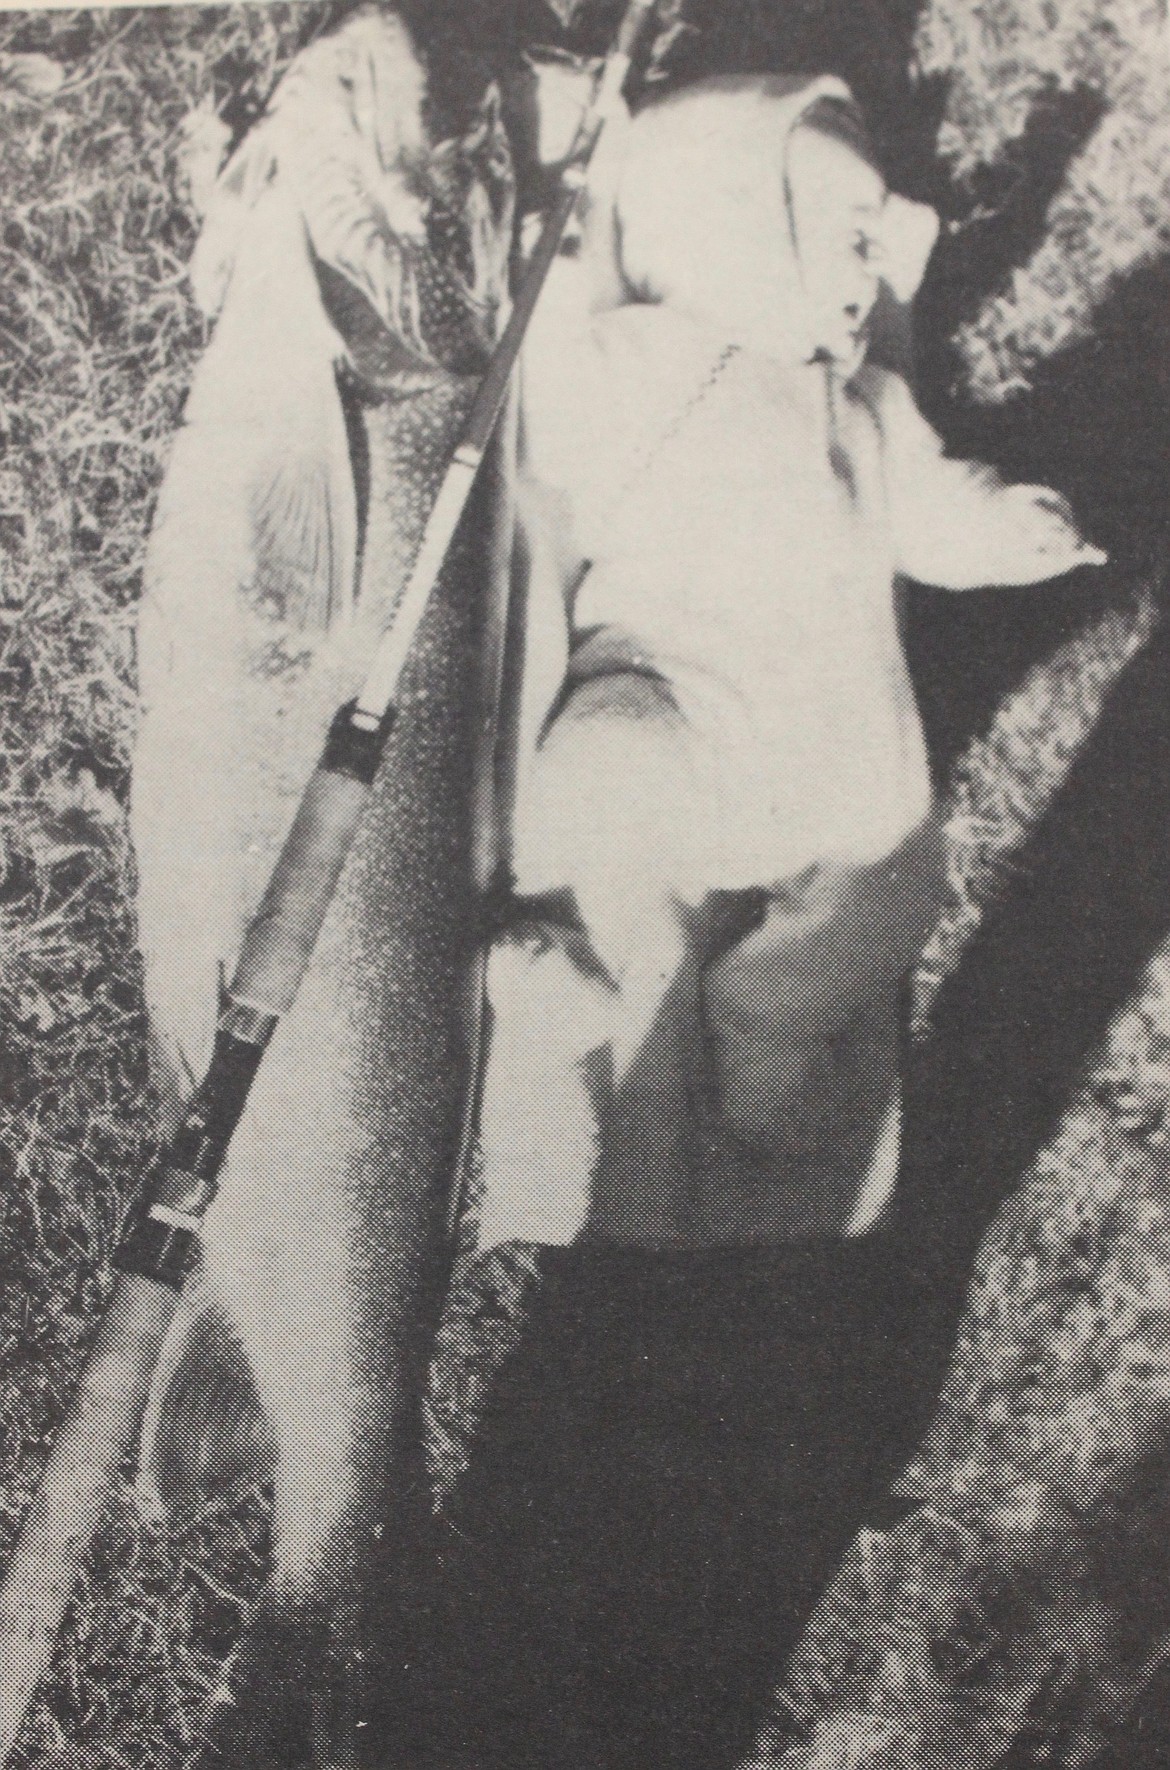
[853,229,884,266]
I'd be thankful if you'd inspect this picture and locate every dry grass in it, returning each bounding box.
[915,0,1170,403]
[0,5,1166,1769]
[0,9,331,1764]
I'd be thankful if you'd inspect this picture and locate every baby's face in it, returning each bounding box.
[786,126,888,368]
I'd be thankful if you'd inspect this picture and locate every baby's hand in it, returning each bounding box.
[999,485,1108,579]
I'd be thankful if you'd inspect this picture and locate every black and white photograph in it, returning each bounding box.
[0,2,1169,1766]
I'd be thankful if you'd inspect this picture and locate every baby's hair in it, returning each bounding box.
[798,95,883,179]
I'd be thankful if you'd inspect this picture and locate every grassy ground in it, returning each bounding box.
[0,10,326,1762]
[1,5,1169,1769]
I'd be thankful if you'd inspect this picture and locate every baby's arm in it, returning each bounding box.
[874,369,1107,589]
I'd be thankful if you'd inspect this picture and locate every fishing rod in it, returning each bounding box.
[0,3,654,1760]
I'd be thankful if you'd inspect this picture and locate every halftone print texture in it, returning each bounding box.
[1,6,1170,1770]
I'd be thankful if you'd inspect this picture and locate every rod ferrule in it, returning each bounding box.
[114,1027,273,1289]
[322,699,394,785]
[114,1214,199,1290]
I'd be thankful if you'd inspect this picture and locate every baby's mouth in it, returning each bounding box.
[823,324,868,370]
[811,317,870,372]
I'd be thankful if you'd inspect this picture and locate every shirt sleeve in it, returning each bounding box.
[872,368,1104,590]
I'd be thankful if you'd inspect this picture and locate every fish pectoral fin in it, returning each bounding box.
[249,386,358,634]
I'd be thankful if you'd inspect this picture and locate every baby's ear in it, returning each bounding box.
[880,195,940,303]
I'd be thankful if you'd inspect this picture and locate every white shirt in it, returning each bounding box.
[517,303,1095,888]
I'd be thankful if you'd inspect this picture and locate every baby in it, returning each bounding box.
[474,73,1105,1253]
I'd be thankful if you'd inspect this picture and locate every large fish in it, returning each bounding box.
[130,8,515,1750]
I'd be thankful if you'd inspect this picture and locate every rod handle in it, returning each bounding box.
[0,1275,179,1766]
[228,703,386,1019]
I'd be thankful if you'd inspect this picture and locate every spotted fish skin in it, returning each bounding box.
[132,8,514,1616]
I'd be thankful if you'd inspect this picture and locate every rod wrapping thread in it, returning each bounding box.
[0,1277,179,1765]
